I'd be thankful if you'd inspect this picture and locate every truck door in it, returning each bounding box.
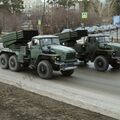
[30,39,41,60]
[85,37,97,56]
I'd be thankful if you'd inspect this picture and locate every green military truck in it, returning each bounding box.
[0,30,79,79]
[56,31,120,72]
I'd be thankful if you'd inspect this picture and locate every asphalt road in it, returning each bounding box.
[0,63,120,119]
[54,63,120,97]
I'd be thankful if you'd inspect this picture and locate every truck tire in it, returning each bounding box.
[94,56,109,72]
[61,70,74,76]
[110,62,120,69]
[0,54,9,69]
[37,60,53,79]
[9,55,20,72]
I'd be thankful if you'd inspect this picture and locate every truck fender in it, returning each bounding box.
[92,51,110,62]
[35,55,54,66]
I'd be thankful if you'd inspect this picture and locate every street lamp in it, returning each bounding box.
[66,0,77,28]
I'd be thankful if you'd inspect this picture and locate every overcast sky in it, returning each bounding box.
[100,0,106,3]
[24,0,106,6]
[39,0,106,3]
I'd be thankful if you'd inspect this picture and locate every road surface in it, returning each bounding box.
[0,63,120,119]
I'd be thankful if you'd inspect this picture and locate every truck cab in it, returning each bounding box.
[83,34,112,57]
[28,35,79,78]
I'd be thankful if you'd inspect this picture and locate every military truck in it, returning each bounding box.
[56,31,120,72]
[0,30,79,79]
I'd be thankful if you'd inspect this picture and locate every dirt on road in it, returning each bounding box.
[0,82,117,120]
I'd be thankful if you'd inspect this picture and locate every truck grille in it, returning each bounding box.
[66,52,76,60]
[115,52,120,57]
[112,46,120,57]
[115,49,120,57]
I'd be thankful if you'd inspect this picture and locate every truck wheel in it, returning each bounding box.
[110,62,120,69]
[61,70,74,76]
[94,56,109,72]
[9,55,20,72]
[0,54,9,69]
[37,60,53,79]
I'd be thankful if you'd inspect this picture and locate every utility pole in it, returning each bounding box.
[42,0,46,34]
[66,0,89,28]
[78,0,89,26]
[67,0,70,29]
[78,0,89,11]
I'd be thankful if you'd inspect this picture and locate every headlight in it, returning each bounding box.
[112,51,116,57]
[76,52,79,57]
[54,56,60,61]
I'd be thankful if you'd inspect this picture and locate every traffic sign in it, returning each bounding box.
[82,12,88,19]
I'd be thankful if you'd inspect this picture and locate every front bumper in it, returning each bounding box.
[112,57,120,64]
[55,59,80,71]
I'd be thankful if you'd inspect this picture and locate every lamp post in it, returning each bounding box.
[41,0,46,34]
[78,0,89,11]
[66,0,70,28]
[66,0,89,28]
[78,0,89,27]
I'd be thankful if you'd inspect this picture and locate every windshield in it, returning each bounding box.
[96,36,111,43]
[41,38,60,46]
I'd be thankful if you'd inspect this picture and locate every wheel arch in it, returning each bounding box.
[0,51,17,57]
[35,55,54,66]
[92,51,110,62]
